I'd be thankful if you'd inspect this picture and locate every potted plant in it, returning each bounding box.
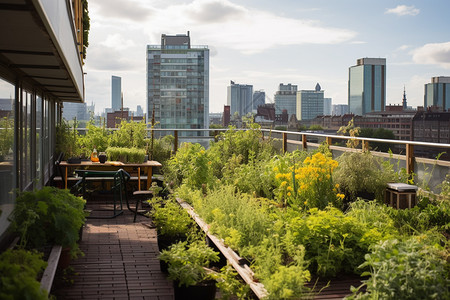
[9,187,86,259]
[159,240,219,300]
[55,119,82,162]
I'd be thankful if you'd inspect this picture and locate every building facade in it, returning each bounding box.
[0,0,85,242]
[112,75,122,111]
[147,32,209,136]
[332,104,349,116]
[253,90,265,111]
[274,83,297,117]
[227,81,253,117]
[424,76,450,111]
[348,58,386,115]
[324,97,332,116]
[296,83,324,120]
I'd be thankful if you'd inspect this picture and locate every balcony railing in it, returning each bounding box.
[75,127,450,193]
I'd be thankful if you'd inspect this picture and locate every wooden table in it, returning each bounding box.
[59,160,162,190]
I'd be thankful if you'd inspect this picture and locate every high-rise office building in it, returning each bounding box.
[296,83,324,120]
[324,97,332,116]
[332,104,349,116]
[424,76,450,111]
[227,81,253,117]
[253,90,265,111]
[348,58,386,115]
[274,83,297,117]
[147,32,209,136]
[112,76,122,111]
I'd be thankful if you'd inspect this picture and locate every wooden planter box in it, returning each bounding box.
[385,183,418,209]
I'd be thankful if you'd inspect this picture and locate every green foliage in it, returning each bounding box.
[105,146,146,163]
[109,120,148,149]
[159,240,219,287]
[334,151,409,202]
[0,115,13,158]
[265,265,311,300]
[308,125,323,131]
[56,119,82,158]
[0,249,49,299]
[348,236,449,299]
[214,265,251,300]
[9,187,86,257]
[79,119,109,156]
[150,135,173,164]
[207,124,278,179]
[337,118,360,148]
[148,197,194,238]
[359,127,395,152]
[164,143,215,190]
[289,205,397,277]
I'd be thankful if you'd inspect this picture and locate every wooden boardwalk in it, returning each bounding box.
[52,197,174,300]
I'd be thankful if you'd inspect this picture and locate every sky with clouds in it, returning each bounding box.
[84,0,450,114]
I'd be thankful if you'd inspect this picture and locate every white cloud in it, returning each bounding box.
[385,5,420,16]
[101,34,136,50]
[90,0,154,22]
[412,42,450,69]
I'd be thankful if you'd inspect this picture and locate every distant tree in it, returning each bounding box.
[309,125,323,131]
[274,126,287,131]
[359,127,395,152]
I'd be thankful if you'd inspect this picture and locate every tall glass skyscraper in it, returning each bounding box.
[348,58,386,115]
[147,32,209,136]
[111,75,121,111]
[227,81,253,117]
[424,76,450,111]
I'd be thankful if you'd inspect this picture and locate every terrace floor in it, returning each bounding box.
[52,195,174,300]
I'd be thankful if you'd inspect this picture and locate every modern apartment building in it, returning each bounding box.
[324,98,332,116]
[146,32,209,136]
[424,76,450,111]
[296,83,324,120]
[0,0,86,242]
[348,58,386,115]
[227,81,253,117]
[112,75,122,111]
[274,83,297,117]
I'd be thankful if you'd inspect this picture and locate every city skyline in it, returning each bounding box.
[85,0,450,114]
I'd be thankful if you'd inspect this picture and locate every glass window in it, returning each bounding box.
[0,78,15,236]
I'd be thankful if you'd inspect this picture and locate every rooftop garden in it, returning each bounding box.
[158,123,449,299]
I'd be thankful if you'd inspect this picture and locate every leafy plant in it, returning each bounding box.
[105,147,146,163]
[0,249,49,299]
[214,265,251,300]
[159,240,220,287]
[109,120,148,149]
[0,115,13,159]
[348,236,449,299]
[56,119,82,158]
[78,119,109,156]
[9,187,86,257]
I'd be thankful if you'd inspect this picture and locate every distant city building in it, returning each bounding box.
[255,103,275,121]
[209,112,222,125]
[106,108,144,128]
[136,105,144,117]
[62,102,89,121]
[424,76,450,111]
[333,104,349,116]
[147,32,209,136]
[253,90,265,111]
[223,105,230,127]
[354,105,416,141]
[348,58,386,115]
[274,83,297,117]
[413,110,450,159]
[227,81,253,117]
[112,76,122,111]
[324,98,332,116]
[296,83,324,120]
[0,98,13,118]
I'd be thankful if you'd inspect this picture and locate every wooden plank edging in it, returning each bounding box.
[40,245,62,293]
[176,198,268,299]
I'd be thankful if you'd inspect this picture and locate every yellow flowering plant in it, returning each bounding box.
[274,152,343,209]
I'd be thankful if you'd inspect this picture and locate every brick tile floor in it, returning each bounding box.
[52,197,174,300]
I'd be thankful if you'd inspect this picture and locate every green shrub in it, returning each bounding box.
[105,146,146,163]
[159,240,219,287]
[9,187,86,257]
[348,236,449,299]
[0,249,49,299]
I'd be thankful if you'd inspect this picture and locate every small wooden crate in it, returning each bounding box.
[385,183,418,209]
